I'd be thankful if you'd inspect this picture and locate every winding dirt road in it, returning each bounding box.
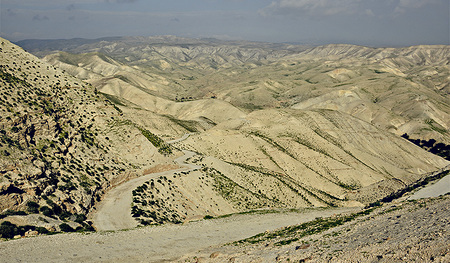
[0,207,358,262]
[90,134,200,231]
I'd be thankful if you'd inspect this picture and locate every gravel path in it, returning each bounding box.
[90,166,189,231]
[91,133,200,231]
[409,172,450,200]
[0,207,357,262]
[180,196,450,263]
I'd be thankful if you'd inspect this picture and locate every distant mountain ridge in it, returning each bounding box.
[23,36,449,143]
[17,36,449,65]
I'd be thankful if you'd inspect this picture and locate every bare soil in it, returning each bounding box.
[179,195,450,262]
[0,207,356,262]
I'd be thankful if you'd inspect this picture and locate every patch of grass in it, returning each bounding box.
[225,161,332,206]
[336,181,359,191]
[425,119,447,135]
[235,207,376,246]
[205,167,269,209]
[0,68,31,87]
[250,131,293,158]
[333,83,351,87]
[217,208,305,219]
[109,119,173,155]
[137,126,172,155]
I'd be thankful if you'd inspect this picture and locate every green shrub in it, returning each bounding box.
[0,210,27,219]
[58,211,72,221]
[0,221,18,239]
[59,223,75,232]
[26,201,40,213]
[80,222,95,232]
[36,227,49,234]
[39,206,53,217]
[74,214,87,224]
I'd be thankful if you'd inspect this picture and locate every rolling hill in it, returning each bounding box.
[0,36,448,231]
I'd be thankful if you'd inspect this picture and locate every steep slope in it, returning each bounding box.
[11,36,450,228]
[173,109,448,206]
[0,38,174,225]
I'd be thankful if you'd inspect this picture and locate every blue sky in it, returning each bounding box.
[1,0,448,46]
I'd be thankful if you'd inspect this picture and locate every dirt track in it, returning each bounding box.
[91,137,200,230]
[0,207,357,262]
[409,171,450,200]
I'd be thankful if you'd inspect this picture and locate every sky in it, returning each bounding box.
[0,0,448,46]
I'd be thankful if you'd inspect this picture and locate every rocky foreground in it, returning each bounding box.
[179,194,450,262]
[0,195,448,262]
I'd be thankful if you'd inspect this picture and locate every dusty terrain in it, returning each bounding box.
[180,194,450,262]
[0,177,448,262]
[91,135,199,230]
[0,207,357,262]
[15,36,449,223]
[0,36,449,262]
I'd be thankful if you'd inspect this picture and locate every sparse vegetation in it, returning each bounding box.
[59,223,75,232]
[235,207,376,246]
[0,35,449,251]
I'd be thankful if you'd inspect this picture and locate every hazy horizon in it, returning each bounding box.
[1,0,449,47]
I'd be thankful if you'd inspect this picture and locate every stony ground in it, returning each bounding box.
[0,207,357,262]
[179,195,450,262]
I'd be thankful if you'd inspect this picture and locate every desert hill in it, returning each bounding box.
[0,38,177,230]
[0,36,448,232]
[21,37,449,143]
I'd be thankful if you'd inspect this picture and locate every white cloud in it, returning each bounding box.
[260,0,363,17]
[32,14,50,21]
[104,0,138,3]
[260,0,444,17]
[394,0,439,13]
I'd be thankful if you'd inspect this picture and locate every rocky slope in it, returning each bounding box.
[179,194,450,263]
[11,36,450,227]
[0,36,447,231]
[0,38,174,229]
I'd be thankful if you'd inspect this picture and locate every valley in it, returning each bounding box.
[0,35,449,262]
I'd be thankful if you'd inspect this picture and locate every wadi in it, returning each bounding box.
[0,36,449,262]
